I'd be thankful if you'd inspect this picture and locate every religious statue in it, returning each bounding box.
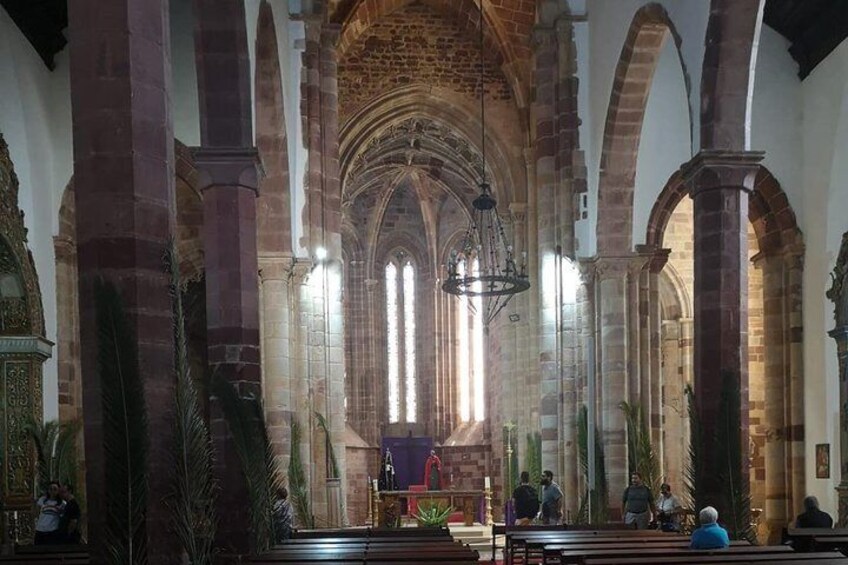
[378,449,398,491]
[424,449,443,491]
[827,231,848,328]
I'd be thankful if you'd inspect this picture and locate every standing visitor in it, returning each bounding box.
[540,470,563,525]
[655,483,683,532]
[33,481,65,545]
[58,483,81,544]
[512,471,539,526]
[622,472,654,529]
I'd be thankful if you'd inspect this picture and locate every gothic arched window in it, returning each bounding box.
[386,256,417,423]
[457,259,485,422]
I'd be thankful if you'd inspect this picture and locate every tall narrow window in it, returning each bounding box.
[385,256,417,423]
[386,262,400,423]
[403,262,417,420]
[458,259,486,422]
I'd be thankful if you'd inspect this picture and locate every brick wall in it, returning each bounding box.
[339,3,512,120]
[345,445,381,526]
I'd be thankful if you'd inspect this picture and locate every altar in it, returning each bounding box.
[372,489,493,527]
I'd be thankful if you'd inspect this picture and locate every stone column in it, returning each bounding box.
[68,0,177,559]
[260,254,295,474]
[683,150,763,513]
[758,252,788,540]
[595,257,632,512]
[54,235,82,423]
[194,148,261,553]
[785,247,806,515]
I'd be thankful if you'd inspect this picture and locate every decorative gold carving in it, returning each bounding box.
[828,231,848,328]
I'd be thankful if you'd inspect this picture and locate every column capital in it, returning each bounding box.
[509,202,528,224]
[589,254,636,280]
[635,244,671,274]
[681,150,764,196]
[191,146,260,194]
[259,252,295,282]
[289,257,314,286]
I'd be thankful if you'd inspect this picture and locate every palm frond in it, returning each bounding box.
[684,384,704,520]
[314,412,340,479]
[210,371,280,554]
[289,420,313,529]
[619,401,661,497]
[95,278,149,565]
[577,405,609,524]
[716,371,756,543]
[165,244,217,564]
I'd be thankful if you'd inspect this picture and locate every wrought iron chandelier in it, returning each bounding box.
[441,5,530,327]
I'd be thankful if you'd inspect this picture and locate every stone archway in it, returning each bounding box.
[647,165,804,542]
[597,3,691,255]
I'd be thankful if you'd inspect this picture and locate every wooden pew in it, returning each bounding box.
[507,529,676,564]
[584,550,848,565]
[784,527,848,552]
[0,545,90,564]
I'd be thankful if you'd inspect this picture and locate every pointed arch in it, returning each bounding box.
[596,4,692,255]
[255,0,292,255]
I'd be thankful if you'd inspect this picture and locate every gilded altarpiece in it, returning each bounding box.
[0,134,51,542]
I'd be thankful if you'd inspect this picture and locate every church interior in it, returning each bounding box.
[2,0,848,561]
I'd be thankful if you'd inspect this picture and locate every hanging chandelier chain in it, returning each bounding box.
[479,2,486,186]
[441,1,530,322]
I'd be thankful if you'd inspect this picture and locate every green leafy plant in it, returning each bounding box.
[24,418,81,495]
[95,279,149,564]
[288,420,313,529]
[525,431,542,503]
[577,404,608,524]
[314,412,340,479]
[165,244,217,564]
[716,371,756,543]
[685,384,704,522]
[210,372,283,554]
[411,501,453,527]
[619,401,661,497]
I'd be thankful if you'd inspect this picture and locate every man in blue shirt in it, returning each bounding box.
[690,506,730,549]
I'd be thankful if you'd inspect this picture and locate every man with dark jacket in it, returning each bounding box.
[796,496,833,528]
[512,471,539,525]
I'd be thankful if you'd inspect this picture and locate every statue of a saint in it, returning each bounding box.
[378,449,398,491]
[424,449,443,491]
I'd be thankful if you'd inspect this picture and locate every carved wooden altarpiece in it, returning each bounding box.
[828,230,848,526]
[0,134,52,542]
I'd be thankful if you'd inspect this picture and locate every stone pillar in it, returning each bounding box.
[785,248,806,515]
[194,148,261,554]
[683,150,763,513]
[260,254,295,474]
[54,235,82,423]
[758,253,788,541]
[68,0,177,559]
[596,257,631,512]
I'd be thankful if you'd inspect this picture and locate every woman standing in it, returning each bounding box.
[33,481,65,545]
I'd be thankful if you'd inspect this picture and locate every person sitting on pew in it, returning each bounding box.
[796,495,833,528]
[655,483,683,532]
[623,472,655,529]
[690,506,730,550]
[512,471,540,526]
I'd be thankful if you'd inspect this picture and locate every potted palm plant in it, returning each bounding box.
[412,501,453,528]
